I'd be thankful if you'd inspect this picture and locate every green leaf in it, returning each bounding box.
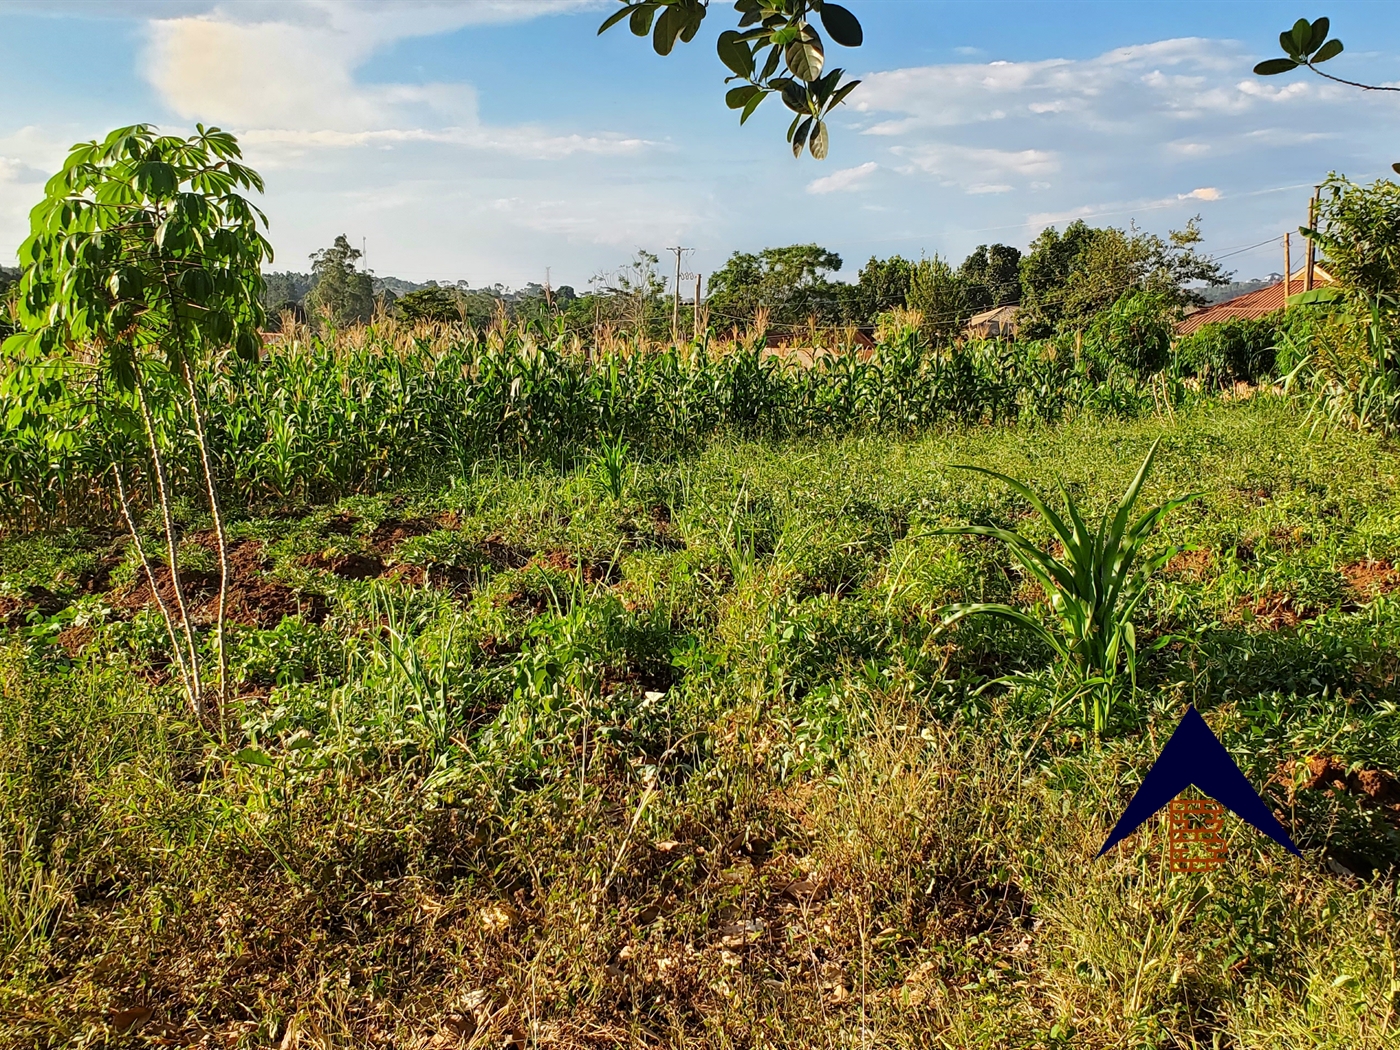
[726,84,761,109]
[1311,38,1343,64]
[1289,18,1313,57]
[739,88,766,124]
[234,746,275,768]
[652,5,681,56]
[1286,287,1344,306]
[828,79,861,109]
[1392,162,1400,175]
[596,6,639,35]
[1279,30,1301,59]
[785,31,825,82]
[678,2,704,44]
[760,42,783,80]
[1254,57,1300,76]
[1307,16,1330,53]
[778,79,808,113]
[819,3,863,47]
[809,119,829,159]
[717,30,755,78]
[791,116,813,157]
[629,3,655,37]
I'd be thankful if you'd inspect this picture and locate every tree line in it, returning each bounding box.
[264,218,1228,344]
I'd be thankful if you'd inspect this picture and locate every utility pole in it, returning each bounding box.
[666,246,692,343]
[694,272,702,343]
[1283,232,1291,307]
[1305,185,1321,292]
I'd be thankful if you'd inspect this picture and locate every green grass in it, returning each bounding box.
[1,395,1398,1048]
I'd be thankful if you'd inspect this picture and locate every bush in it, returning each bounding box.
[1083,290,1175,375]
[1175,313,1281,385]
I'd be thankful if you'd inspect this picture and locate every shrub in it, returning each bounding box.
[1175,313,1281,385]
[1083,290,1175,375]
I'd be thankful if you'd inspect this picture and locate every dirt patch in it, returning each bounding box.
[1342,560,1400,597]
[1274,754,1400,809]
[113,541,326,627]
[324,512,359,536]
[369,518,435,555]
[530,549,619,585]
[480,537,531,571]
[56,624,95,656]
[299,550,385,580]
[1232,590,1308,630]
[0,585,70,627]
[1166,548,1213,581]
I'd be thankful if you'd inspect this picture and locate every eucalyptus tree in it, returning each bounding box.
[2,124,271,719]
[599,0,864,158]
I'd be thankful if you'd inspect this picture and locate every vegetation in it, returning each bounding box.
[3,123,271,719]
[5,121,1400,1048]
[599,0,864,158]
[305,235,375,328]
[2,393,1400,1047]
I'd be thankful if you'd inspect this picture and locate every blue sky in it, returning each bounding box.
[3,1,1400,290]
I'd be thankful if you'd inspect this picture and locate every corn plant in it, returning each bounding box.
[935,440,1201,734]
[593,435,632,501]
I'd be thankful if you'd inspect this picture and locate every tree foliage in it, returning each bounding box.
[1,123,272,717]
[1018,219,1226,337]
[599,0,864,158]
[1309,175,1400,306]
[707,243,844,328]
[959,243,1023,314]
[306,235,374,327]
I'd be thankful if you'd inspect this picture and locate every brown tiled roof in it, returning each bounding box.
[1175,266,1334,336]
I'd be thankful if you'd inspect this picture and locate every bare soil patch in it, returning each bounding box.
[1342,559,1400,597]
[114,541,325,627]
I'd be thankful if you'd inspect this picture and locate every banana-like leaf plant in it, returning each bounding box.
[935,440,1201,733]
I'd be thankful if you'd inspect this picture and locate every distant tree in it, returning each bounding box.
[906,255,967,343]
[305,235,374,326]
[958,244,1022,313]
[1018,219,1226,337]
[849,255,913,322]
[397,286,461,324]
[599,0,865,158]
[0,265,18,338]
[708,243,843,330]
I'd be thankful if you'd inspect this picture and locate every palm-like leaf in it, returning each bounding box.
[935,440,1201,732]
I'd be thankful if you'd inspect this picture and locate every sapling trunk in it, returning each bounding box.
[110,457,196,712]
[135,378,203,712]
[179,357,229,722]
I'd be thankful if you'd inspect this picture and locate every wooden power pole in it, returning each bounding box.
[1305,185,1321,292]
[666,246,692,343]
[693,273,702,343]
[1283,232,1291,307]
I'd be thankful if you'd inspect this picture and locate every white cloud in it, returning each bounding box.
[1182,186,1221,201]
[142,1,624,159]
[807,161,878,195]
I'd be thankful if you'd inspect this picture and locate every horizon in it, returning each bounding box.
[3,1,1399,289]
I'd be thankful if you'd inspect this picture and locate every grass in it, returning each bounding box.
[1,394,1399,1048]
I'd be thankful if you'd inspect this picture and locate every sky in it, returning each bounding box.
[2,0,1400,290]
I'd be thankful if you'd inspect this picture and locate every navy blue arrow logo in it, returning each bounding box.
[1098,706,1302,858]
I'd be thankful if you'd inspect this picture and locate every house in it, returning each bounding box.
[965,304,1020,339]
[1175,264,1335,336]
